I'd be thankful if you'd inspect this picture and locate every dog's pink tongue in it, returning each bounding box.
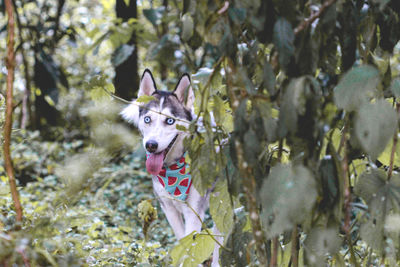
[146,152,164,175]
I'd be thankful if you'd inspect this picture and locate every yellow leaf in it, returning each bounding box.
[136,95,156,103]
[171,230,215,267]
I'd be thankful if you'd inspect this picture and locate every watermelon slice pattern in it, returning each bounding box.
[147,152,192,201]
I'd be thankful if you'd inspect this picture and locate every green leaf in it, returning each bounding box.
[181,13,194,41]
[355,99,397,159]
[260,163,317,238]
[105,82,115,94]
[170,230,215,267]
[355,169,388,206]
[263,61,276,95]
[354,170,400,252]
[304,228,342,266]
[273,17,294,71]
[143,8,164,26]
[371,0,390,10]
[192,67,213,85]
[111,44,135,67]
[0,184,10,195]
[88,81,115,101]
[318,158,339,210]
[220,219,253,266]
[175,124,188,131]
[243,128,260,164]
[90,86,110,101]
[189,133,219,195]
[390,78,400,98]
[228,8,247,25]
[209,179,234,234]
[378,138,400,168]
[136,95,156,103]
[234,99,248,139]
[333,65,380,111]
[212,95,225,126]
[278,76,319,137]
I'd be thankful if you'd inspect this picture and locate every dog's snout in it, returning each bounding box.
[145,140,158,153]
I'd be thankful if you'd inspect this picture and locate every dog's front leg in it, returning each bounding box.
[182,187,208,236]
[211,225,222,267]
[159,199,185,240]
[153,178,185,240]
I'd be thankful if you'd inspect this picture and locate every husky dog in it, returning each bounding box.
[121,69,221,266]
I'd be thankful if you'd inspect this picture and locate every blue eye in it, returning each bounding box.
[144,116,151,123]
[166,118,175,125]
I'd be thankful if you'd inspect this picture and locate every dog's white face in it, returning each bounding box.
[121,69,194,175]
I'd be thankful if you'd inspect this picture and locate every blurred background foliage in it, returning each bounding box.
[0,0,400,266]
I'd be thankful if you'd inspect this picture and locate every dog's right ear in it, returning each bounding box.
[138,69,157,97]
[120,69,156,126]
[120,101,139,126]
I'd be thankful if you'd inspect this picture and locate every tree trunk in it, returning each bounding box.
[159,0,168,81]
[33,57,62,132]
[4,0,23,223]
[114,0,139,100]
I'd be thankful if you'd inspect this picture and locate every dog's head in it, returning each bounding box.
[121,69,194,175]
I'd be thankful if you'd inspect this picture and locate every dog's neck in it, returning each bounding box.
[163,133,187,166]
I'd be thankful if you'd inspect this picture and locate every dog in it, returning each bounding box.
[121,69,221,266]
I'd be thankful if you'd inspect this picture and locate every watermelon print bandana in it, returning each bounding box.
[146,152,192,201]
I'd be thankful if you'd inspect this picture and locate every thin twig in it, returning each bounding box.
[52,0,65,47]
[270,237,278,267]
[271,139,283,267]
[294,0,338,35]
[340,117,359,267]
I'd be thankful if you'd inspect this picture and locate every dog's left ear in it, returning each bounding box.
[174,74,194,109]
[138,69,157,97]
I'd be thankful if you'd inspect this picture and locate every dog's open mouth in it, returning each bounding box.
[145,134,178,175]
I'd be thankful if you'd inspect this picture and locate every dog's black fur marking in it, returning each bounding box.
[139,91,193,121]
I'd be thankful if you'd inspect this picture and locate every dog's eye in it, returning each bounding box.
[144,116,151,124]
[166,118,175,125]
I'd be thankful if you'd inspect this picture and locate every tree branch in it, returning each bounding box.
[290,226,299,267]
[52,0,66,47]
[271,139,283,267]
[4,0,23,223]
[294,0,338,35]
[340,117,359,267]
[225,58,268,266]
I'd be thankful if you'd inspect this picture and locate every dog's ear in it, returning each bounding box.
[120,101,139,126]
[174,74,194,109]
[138,69,157,97]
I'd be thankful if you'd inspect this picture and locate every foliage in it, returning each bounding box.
[170,230,215,267]
[0,131,173,266]
[1,0,400,266]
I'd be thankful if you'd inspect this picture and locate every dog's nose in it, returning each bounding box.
[145,140,158,153]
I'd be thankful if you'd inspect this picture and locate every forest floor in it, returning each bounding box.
[0,130,175,266]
